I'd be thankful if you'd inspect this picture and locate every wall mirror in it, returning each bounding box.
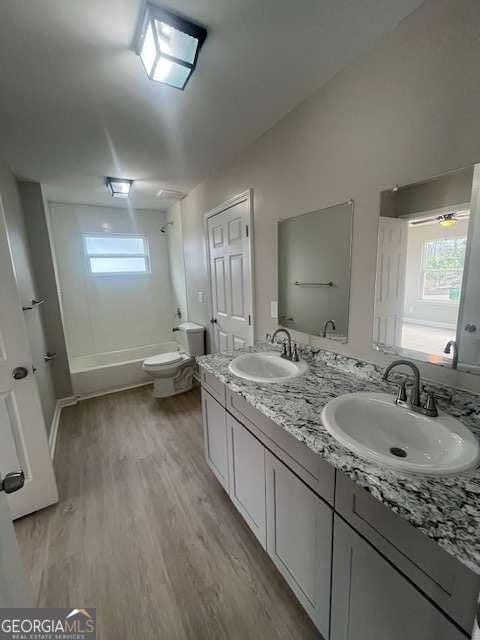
[374,163,480,374]
[278,201,353,342]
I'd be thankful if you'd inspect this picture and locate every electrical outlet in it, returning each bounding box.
[271,301,278,319]
[197,291,206,304]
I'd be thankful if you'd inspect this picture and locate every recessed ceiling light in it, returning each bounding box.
[106,177,133,199]
[135,4,207,90]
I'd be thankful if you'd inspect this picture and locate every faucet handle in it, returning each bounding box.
[423,391,439,417]
[395,382,408,403]
[421,384,452,402]
[280,341,288,358]
[293,343,299,362]
[266,332,272,342]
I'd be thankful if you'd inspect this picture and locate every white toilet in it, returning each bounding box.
[142,322,205,398]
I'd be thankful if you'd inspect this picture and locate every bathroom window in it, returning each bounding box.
[84,235,150,274]
[421,237,466,302]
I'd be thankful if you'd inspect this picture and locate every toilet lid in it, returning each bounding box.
[144,352,184,366]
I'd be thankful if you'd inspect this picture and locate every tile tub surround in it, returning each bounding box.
[197,344,480,575]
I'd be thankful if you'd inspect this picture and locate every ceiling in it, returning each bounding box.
[0,0,423,211]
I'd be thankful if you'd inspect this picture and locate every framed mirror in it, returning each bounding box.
[373,163,480,373]
[278,200,353,342]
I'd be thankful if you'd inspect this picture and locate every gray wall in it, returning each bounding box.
[18,182,71,399]
[0,164,62,433]
[172,0,480,394]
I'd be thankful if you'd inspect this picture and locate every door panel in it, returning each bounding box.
[0,195,58,519]
[214,257,227,315]
[207,192,253,352]
[265,451,332,637]
[374,217,407,348]
[230,254,245,319]
[227,414,266,547]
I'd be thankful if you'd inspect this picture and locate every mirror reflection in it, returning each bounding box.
[278,201,353,342]
[374,164,480,373]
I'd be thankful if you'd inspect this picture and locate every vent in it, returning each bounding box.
[156,188,186,200]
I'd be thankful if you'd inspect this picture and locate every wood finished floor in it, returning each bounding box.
[15,386,320,639]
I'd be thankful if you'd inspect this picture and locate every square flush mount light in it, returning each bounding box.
[135,4,207,90]
[106,177,134,199]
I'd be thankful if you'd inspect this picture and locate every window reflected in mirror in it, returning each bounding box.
[374,164,480,373]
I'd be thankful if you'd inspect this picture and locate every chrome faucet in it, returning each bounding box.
[271,328,293,360]
[382,359,438,417]
[444,340,458,369]
[322,319,336,338]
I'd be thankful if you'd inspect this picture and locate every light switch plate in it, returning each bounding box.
[271,301,278,319]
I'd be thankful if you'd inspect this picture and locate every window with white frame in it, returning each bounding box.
[421,236,466,302]
[84,235,150,274]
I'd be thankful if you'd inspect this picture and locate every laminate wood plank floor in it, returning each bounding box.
[15,386,320,640]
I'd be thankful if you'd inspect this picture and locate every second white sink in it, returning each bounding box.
[321,392,480,476]
[229,352,308,383]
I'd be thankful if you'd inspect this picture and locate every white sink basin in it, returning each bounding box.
[229,352,308,383]
[321,392,480,476]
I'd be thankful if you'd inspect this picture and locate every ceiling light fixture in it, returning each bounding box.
[438,213,457,228]
[105,177,134,199]
[135,4,207,90]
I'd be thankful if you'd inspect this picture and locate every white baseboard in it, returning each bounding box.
[76,380,153,401]
[48,395,78,460]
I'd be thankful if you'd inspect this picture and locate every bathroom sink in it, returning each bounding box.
[229,352,308,383]
[321,392,480,475]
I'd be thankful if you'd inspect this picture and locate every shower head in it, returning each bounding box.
[160,221,174,233]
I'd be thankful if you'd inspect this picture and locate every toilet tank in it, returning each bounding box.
[176,322,205,356]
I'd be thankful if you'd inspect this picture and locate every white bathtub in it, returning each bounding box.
[70,342,180,397]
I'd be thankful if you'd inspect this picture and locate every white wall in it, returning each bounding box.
[166,202,188,322]
[18,182,72,398]
[0,164,58,431]
[48,202,176,359]
[172,0,480,394]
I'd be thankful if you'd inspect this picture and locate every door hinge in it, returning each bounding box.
[246,224,249,238]
[248,314,252,326]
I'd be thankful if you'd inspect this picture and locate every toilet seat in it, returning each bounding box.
[143,351,189,369]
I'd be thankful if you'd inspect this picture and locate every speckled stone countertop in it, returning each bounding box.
[197,344,480,575]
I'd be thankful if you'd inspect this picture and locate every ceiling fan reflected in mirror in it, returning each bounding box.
[409,210,470,228]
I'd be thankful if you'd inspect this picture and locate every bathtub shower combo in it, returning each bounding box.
[70,322,205,398]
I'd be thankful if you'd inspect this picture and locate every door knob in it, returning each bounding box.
[1,471,25,494]
[12,366,28,380]
[210,318,218,324]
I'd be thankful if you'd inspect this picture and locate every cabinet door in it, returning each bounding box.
[265,451,332,638]
[227,414,266,548]
[201,389,229,491]
[331,516,466,640]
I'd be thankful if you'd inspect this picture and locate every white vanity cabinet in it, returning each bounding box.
[331,516,466,640]
[199,369,478,640]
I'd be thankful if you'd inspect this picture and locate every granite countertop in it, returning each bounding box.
[197,344,480,575]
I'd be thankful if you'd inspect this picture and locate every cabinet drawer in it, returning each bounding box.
[200,367,226,405]
[226,388,334,505]
[335,472,479,632]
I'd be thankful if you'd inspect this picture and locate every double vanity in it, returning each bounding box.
[198,344,480,640]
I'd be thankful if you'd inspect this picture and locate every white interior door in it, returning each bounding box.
[207,191,254,352]
[374,217,408,349]
[0,195,58,519]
